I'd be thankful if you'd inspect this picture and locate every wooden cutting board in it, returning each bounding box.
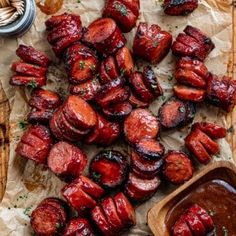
[0,3,235,202]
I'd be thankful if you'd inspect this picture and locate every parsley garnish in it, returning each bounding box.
[79,61,86,70]
[208,210,215,216]
[161,95,166,101]
[179,107,185,113]
[18,120,28,130]
[23,206,32,217]
[113,1,128,16]
[227,126,234,134]
[89,64,96,72]
[153,41,159,47]
[92,172,101,181]
[222,226,228,236]
[120,68,126,77]
[168,75,173,81]
[27,80,37,89]
[56,222,62,229]
[77,0,81,3]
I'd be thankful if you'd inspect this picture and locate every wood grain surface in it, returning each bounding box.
[0,2,235,201]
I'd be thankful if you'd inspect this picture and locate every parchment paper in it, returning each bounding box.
[0,0,234,235]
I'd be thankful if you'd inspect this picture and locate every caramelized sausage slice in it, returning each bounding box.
[159,97,192,129]
[83,18,126,57]
[102,101,132,120]
[114,192,136,228]
[124,172,161,202]
[131,150,163,179]
[129,72,155,103]
[172,216,193,236]
[163,151,193,185]
[29,88,62,110]
[133,22,172,64]
[188,204,214,232]
[63,218,95,236]
[45,13,71,30]
[116,46,134,77]
[163,0,198,16]
[28,109,53,124]
[11,61,47,77]
[173,85,206,102]
[31,204,64,235]
[101,197,124,232]
[90,150,128,189]
[192,122,227,139]
[143,66,163,97]
[91,206,112,236]
[69,78,101,101]
[47,141,87,181]
[124,108,160,144]
[10,75,46,88]
[16,44,51,67]
[85,112,121,146]
[129,91,149,108]
[103,0,139,33]
[62,95,97,130]
[135,139,165,160]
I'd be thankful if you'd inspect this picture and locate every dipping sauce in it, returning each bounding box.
[165,179,236,236]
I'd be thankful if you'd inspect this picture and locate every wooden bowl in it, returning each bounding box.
[147,161,236,236]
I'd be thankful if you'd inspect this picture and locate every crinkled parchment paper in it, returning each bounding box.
[0,0,234,235]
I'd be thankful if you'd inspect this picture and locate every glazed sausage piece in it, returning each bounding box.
[172,26,215,61]
[83,18,126,57]
[129,91,149,108]
[63,95,97,130]
[9,75,46,88]
[11,61,47,77]
[175,57,209,88]
[90,150,128,189]
[184,212,206,236]
[124,108,160,144]
[135,139,165,160]
[69,78,101,101]
[85,112,121,146]
[142,66,163,97]
[102,101,132,120]
[47,141,87,181]
[16,125,52,164]
[131,150,163,179]
[99,56,120,84]
[31,204,64,235]
[192,122,227,139]
[63,218,95,236]
[159,97,195,129]
[173,85,206,103]
[101,197,124,233]
[133,22,172,64]
[163,151,194,185]
[91,206,112,236]
[124,172,161,202]
[185,128,219,164]
[96,78,129,108]
[28,109,53,124]
[188,204,214,232]
[103,0,139,33]
[206,74,236,112]
[116,46,134,77]
[172,216,193,236]
[163,0,198,16]
[62,176,104,214]
[129,72,155,103]
[45,12,70,30]
[16,44,51,67]
[29,88,62,110]
[113,192,136,229]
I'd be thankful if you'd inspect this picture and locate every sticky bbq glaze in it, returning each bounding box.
[165,179,236,236]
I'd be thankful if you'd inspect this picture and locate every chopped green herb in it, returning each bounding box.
[92,172,101,181]
[105,65,111,72]
[222,226,228,236]
[151,84,157,90]
[208,210,215,216]
[168,75,173,81]
[56,222,62,229]
[179,107,185,113]
[120,68,126,77]
[27,80,37,89]
[152,41,159,48]
[89,64,96,72]
[77,0,81,3]
[79,89,86,96]
[227,126,234,134]
[79,61,86,70]
[18,120,28,130]
[108,151,112,159]
[161,95,166,101]
[23,206,32,217]
[113,1,128,16]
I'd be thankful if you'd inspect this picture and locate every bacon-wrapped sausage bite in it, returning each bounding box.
[103,0,140,33]
[133,22,172,64]
[206,74,236,112]
[83,18,126,57]
[172,26,215,61]
[163,0,198,16]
